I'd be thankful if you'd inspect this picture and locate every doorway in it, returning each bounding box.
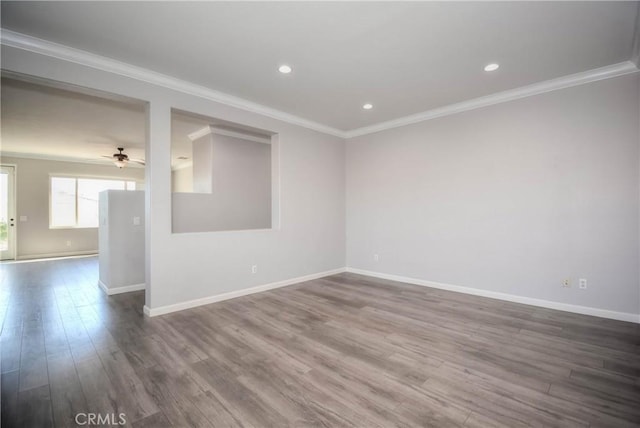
[0,165,16,260]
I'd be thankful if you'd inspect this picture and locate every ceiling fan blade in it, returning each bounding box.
[133,160,146,166]
[101,155,114,159]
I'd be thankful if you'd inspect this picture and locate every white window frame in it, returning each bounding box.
[49,174,138,229]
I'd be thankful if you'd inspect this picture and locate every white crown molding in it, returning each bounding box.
[187,126,213,141]
[345,61,640,138]
[0,29,345,138]
[0,150,145,168]
[2,29,638,141]
[188,125,271,144]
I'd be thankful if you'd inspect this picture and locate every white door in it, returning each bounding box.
[0,166,16,260]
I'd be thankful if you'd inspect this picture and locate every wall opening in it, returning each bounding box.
[171,109,279,233]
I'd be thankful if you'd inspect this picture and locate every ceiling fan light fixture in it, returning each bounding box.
[484,63,500,72]
[114,159,127,168]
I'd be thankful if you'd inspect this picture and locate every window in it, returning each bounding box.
[50,177,136,228]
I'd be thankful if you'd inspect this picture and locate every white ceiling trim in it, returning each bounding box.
[0,29,345,138]
[2,29,638,141]
[188,126,271,144]
[0,151,145,168]
[187,126,214,142]
[345,61,639,138]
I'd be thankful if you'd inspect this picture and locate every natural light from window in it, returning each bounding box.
[50,177,136,228]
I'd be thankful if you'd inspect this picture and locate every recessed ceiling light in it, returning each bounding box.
[177,156,189,160]
[362,103,373,110]
[484,63,500,72]
[278,65,292,74]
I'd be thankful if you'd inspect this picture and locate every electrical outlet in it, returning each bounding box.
[133,216,141,225]
[373,254,379,262]
[579,278,587,289]
[66,240,72,247]
[251,265,258,274]
[562,278,570,288]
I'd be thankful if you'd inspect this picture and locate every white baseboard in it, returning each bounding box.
[143,267,346,317]
[346,267,640,324]
[98,280,145,296]
[17,250,97,261]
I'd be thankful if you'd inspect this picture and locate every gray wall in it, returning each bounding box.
[2,44,346,310]
[347,73,640,315]
[171,165,193,193]
[173,134,272,233]
[99,190,145,289]
[0,156,144,259]
[191,134,214,193]
[6,41,637,318]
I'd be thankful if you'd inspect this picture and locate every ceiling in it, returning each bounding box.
[2,1,638,133]
[0,77,217,169]
[0,77,275,169]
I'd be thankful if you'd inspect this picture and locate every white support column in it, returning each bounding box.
[145,101,172,311]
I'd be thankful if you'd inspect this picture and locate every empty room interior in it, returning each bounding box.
[0,2,639,427]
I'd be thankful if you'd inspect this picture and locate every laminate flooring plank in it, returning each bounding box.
[16,384,54,428]
[137,364,214,428]
[301,367,415,428]
[222,324,312,375]
[548,381,640,424]
[568,366,640,403]
[140,333,211,396]
[131,411,172,428]
[2,259,639,428]
[1,370,20,428]
[148,317,208,363]
[191,389,253,428]
[93,346,159,422]
[236,362,352,427]
[603,359,640,377]
[1,324,22,373]
[104,322,159,372]
[192,357,290,428]
[518,328,640,369]
[18,322,49,392]
[75,356,124,418]
[463,411,515,428]
[421,376,585,428]
[47,349,89,428]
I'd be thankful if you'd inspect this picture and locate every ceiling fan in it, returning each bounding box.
[102,147,145,168]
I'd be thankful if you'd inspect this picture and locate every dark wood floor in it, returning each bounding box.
[1,257,639,427]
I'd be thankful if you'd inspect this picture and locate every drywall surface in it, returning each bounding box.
[347,73,640,315]
[173,134,272,232]
[171,165,193,193]
[99,190,145,289]
[1,45,346,309]
[0,156,144,259]
[191,134,214,193]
